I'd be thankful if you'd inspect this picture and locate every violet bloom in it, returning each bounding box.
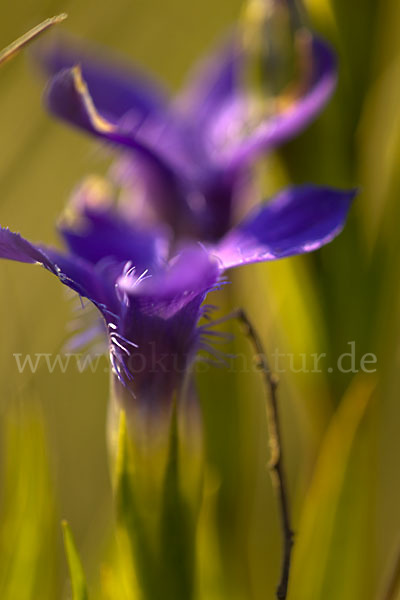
[36,29,337,242]
[0,183,355,407]
[1,25,354,408]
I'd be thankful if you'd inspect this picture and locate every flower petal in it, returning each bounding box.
[36,35,167,123]
[0,226,114,310]
[202,37,337,169]
[111,246,221,404]
[45,66,179,172]
[41,246,117,311]
[59,180,169,273]
[178,36,240,140]
[45,66,200,235]
[0,226,56,268]
[212,186,356,270]
[119,245,220,317]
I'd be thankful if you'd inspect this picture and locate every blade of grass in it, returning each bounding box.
[62,521,89,600]
[159,400,196,600]
[0,14,67,66]
[288,375,376,600]
[115,410,160,600]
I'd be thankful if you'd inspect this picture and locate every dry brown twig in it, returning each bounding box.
[222,308,294,600]
[0,14,67,66]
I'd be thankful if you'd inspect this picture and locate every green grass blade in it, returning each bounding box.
[288,375,376,600]
[115,410,160,600]
[159,401,196,600]
[62,521,89,600]
[0,407,58,600]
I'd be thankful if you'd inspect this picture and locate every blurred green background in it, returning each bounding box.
[1,0,400,598]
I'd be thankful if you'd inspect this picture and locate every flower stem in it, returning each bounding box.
[233,308,294,600]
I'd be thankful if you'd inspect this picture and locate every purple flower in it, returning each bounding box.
[0,183,355,407]
[0,23,355,409]
[36,30,337,241]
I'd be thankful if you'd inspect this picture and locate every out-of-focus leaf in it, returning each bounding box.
[305,0,336,26]
[115,410,159,600]
[0,405,58,600]
[97,542,139,600]
[234,259,333,453]
[196,468,226,600]
[62,520,89,600]
[378,537,400,600]
[288,375,376,600]
[159,401,196,600]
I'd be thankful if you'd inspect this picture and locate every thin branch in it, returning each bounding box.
[228,308,294,600]
[0,14,67,66]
